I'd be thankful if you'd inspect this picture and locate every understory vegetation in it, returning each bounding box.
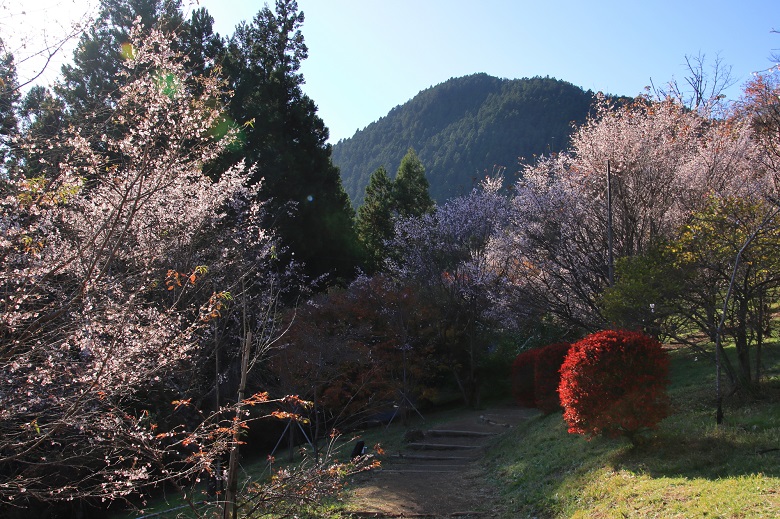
[125,340,780,518]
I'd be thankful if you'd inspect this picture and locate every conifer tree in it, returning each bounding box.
[0,40,19,176]
[355,150,435,272]
[393,148,435,218]
[356,166,394,272]
[52,0,361,283]
[216,0,361,282]
[57,0,187,114]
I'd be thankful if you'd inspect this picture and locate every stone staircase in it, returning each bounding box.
[344,407,535,517]
[378,427,498,475]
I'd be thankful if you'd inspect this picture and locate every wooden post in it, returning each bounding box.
[607,160,614,287]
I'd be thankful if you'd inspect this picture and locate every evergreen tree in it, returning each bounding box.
[0,40,19,177]
[355,166,394,272]
[355,151,435,273]
[16,86,68,180]
[393,148,434,218]
[181,7,225,80]
[218,0,361,282]
[50,1,210,187]
[57,0,187,114]
[51,0,362,282]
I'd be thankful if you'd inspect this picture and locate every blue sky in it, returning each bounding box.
[200,0,778,143]
[8,0,779,143]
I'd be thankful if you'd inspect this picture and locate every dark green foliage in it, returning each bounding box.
[355,166,394,272]
[56,0,361,282]
[477,334,523,401]
[57,0,187,113]
[216,0,361,281]
[182,7,225,79]
[0,42,19,175]
[16,86,68,180]
[392,148,435,217]
[50,1,208,189]
[333,74,596,205]
[355,149,434,272]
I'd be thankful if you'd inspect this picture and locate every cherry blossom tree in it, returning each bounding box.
[390,177,526,407]
[0,0,95,91]
[0,25,373,515]
[506,95,761,330]
[652,52,735,116]
[568,96,711,256]
[506,152,606,329]
[740,61,780,187]
[0,23,247,505]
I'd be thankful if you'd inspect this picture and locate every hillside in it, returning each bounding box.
[332,73,597,206]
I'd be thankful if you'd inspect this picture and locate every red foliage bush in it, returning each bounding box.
[533,342,571,414]
[511,348,541,407]
[558,329,670,443]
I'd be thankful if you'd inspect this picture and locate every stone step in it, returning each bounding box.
[389,454,474,461]
[376,468,461,474]
[406,442,480,451]
[425,429,497,438]
[347,511,485,518]
[347,512,441,518]
[378,456,481,468]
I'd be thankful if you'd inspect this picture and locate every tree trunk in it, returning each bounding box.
[288,415,295,462]
[755,296,765,384]
[735,296,752,388]
[755,336,763,385]
[223,284,253,519]
[466,302,480,409]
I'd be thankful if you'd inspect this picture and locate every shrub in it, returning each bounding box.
[511,348,541,407]
[558,329,670,444]
[534,342,571,414]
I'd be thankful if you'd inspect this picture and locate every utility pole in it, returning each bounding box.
[607,160,615,287]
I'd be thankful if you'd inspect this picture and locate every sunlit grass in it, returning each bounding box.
[484,342,780,518]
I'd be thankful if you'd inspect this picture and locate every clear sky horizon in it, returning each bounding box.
[5,0,779,143]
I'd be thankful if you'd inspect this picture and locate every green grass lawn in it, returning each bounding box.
[483,344,780,518]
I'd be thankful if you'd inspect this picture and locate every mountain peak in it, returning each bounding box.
[332,74,596,206]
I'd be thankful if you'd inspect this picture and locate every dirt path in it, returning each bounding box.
[342,405,537,518]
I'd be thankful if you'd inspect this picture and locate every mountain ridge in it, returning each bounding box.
[331,73,599,206]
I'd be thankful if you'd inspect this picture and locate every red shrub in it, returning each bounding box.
[511,348,541,407]
[558,329,670,444]
[534,342,571,414]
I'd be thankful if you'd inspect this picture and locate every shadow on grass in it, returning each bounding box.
[612,430,780,480]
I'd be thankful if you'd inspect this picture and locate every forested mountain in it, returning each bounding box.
[333,73,597,205]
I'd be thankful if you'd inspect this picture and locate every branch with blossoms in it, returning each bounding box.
[0,23,312,510]
[389,177,532,406]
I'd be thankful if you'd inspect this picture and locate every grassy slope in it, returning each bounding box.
[482,345,780,518]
